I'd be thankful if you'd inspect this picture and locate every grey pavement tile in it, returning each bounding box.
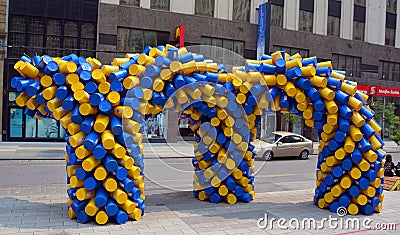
[0,228,20,233]
[163,225,193,231]
[181,230,199,235]
[137,227,166,233]
[192,227,211,233]
[18,228,52,233]
[222,228,252,234]
[154,231,184,235]
[3,233,35,235]
[33,232,65,235]
[121,223,150,230]
[149,222,176,228]
[198,231,227,235]
[108,230,140,235]
[80,232,110,235]
[92,226,116,233]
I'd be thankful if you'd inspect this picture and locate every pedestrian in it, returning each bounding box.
[384,154,397,177]
[396,161,400,177]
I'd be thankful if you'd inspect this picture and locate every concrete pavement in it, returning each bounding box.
[0,143,399,234]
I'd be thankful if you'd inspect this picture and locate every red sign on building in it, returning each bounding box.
[357,85,400,97]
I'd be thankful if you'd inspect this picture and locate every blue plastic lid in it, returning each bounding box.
[210,193,221,203]
[114,210,128,225]
[105,200,118,216]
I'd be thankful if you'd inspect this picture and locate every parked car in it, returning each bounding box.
[252,131,313,161]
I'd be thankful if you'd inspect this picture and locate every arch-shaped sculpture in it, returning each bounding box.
[11,44,385,225]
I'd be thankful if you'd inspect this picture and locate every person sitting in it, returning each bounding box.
[384,154,397,177]
[396,162,400,177]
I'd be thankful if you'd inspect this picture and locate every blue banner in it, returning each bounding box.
[257,3,271,60]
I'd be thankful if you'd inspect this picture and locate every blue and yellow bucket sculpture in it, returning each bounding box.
[12,44,385,224]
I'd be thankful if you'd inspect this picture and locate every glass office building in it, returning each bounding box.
[2,0,98,141]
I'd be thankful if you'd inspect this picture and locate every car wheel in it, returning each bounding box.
[263,151,273,161]
[299,150,309,160]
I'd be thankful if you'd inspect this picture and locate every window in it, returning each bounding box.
[353,21,365,41]
[386,0,397,14]
[9,33,25,58]
[117,27,169,53]
[272,45,309,58]
[81,22,96,38]
[10,15,26,32]
[299,10,313,32]
[385,27,395,46]
[332,54,362,77]
[27,17,44,55]
[46,19,62,56]
[26,116,37,138]
[289,135,304,143]
[28,17,44,34]
[354,0,366,7]
[233,41,244,56]
[233,0,251,21]
[271,4,284,27]
[64,21,78,37]
[379,60,400,81]
[120,0,140,7]
[195,0,215,17]
[64,21,79,55]
[28,34,43,54]
[80,22,96,57]
[280,136,291,143]
[151,0,170,10]
[327,16,340,37]
[9,108,23,138]
[37,118,59,138]
[47,19,62,36]
[200,36,245,56]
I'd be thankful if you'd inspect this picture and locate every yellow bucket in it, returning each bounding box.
[94,114,110,133]
[101,130,115,150]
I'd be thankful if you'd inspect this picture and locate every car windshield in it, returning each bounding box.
[261,133,282,143]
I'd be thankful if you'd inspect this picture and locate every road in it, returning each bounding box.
[0,154,317,197]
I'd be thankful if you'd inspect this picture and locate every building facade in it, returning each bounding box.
[2,0,400,141]
[2,0,98,141]
[0,0,6,140]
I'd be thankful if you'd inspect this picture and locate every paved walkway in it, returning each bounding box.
[0,187,399,234]
[0,142,399,234]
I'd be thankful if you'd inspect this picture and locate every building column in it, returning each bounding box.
[141,0,150,8]
[341,0,354,40]
[395,0,400,48]
[0,0,6,141]
[170,0,195,15]
[314,0,328,35]
[251,0,266,24]
[365,0,386,45]
[215,0,230,20]
[165,111,179,143]
[100,0,119,4]
[284,0,300,31]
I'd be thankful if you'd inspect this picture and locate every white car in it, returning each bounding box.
[252,131,313,161]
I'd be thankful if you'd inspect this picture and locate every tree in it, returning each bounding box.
[284,114,302,132]
[372,101,400,145]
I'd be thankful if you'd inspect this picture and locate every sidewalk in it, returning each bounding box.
[0,142,195,160]
[0,182,399,234]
